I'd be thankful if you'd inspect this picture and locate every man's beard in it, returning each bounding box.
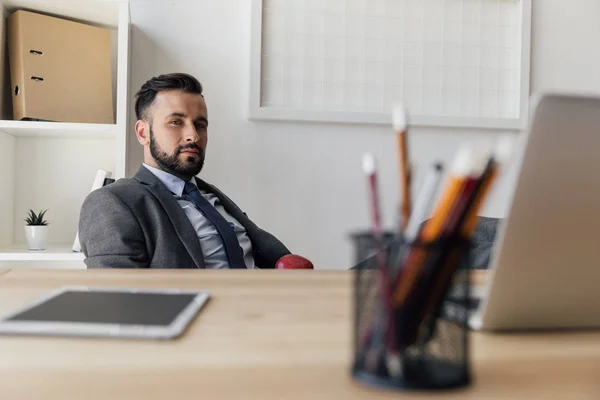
[149,126,204,179]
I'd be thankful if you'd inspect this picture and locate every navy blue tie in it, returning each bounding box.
[183,181,246,269]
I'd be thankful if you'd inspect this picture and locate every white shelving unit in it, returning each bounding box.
[0,244,84,261]
[0,0,131,269]
[0,120,118,138]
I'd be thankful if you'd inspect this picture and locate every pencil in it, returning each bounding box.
[363,153,384,246]
[463,163,498,236]
[391,146,475,307]
[362,153,390,321]
[361,153,398,371]
[393,103,411,232]
[389,141,510,347]
[418,155,499,337]
[413,142,510,343]
[392,150,494,346]
[438,148,491,238]
[387,162,443,275]
[419,145,474,242]
[461,138,512,235]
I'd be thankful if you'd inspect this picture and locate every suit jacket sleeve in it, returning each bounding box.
[78,188,149,268]
[242,218,291,269]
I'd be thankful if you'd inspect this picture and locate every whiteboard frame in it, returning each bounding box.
[249,0,532,131]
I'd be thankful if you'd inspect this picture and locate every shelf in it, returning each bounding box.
[0,120,117,139]
[0,0,131,270]
[0,244,85,261]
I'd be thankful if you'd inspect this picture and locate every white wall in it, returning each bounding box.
[12,138,116,245]
[128,0,599,269]
[530,0,600,95]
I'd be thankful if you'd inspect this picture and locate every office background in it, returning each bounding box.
[2,0,594,269]
[119,0,600,269]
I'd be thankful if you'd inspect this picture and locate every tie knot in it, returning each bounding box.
[184,181,199,196]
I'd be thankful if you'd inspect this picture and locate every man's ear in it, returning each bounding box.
[135,120,150,145]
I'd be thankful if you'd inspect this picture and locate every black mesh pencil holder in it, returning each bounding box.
[351,234,472,391]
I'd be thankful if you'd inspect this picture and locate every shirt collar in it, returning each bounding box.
[142,163,197,197]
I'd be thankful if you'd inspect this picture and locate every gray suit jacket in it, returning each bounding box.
[78,166,290,269]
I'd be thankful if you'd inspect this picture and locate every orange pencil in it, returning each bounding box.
[393,104,411,231]
[419,145,475,241]
[439,148,492,238]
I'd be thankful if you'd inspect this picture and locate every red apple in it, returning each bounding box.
[275,254,314,270]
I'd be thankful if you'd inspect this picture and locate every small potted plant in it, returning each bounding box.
[24,209,49,251]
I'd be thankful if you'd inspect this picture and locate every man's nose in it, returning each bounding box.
[183,123,199,142]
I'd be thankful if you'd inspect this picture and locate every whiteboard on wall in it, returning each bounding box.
[249,0,532,130]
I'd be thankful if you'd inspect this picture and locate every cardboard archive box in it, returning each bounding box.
[7,10,114,123]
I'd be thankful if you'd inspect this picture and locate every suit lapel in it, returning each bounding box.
[133,167,206,269]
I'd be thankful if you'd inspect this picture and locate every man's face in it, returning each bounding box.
[137,90,208,180]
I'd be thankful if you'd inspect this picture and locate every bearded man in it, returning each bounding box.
[79,73,291,269]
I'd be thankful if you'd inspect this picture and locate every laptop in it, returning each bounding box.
[468,93,600,331]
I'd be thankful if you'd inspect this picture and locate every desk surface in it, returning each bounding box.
[0,268,598,400]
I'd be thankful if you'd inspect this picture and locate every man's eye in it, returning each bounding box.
[195,124,207,131]
[170,120,182,125]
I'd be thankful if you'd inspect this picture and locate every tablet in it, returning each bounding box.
[0,286,210,340]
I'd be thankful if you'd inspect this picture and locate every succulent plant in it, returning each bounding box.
[24,209,49,226]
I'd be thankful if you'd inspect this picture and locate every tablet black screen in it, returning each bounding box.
[6,291,198,326]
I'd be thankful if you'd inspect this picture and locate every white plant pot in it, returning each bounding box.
[24,225,49,251]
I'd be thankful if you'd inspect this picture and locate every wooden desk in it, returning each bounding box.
[0,269,598,399]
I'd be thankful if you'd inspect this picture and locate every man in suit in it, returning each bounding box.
[79,72,291,269]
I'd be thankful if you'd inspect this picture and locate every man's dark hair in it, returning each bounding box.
[134,72,203,121]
